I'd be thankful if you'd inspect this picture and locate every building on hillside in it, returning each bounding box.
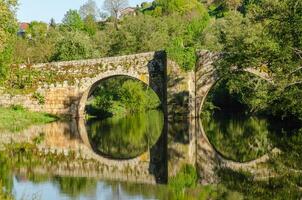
[119,7,137,19]
[17,22,29,37]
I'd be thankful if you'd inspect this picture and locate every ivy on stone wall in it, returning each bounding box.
[4,55,151,95]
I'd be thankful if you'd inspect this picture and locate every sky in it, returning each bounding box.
[17,0,152,23]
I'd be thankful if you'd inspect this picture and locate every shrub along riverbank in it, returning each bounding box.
[0,106,57,132]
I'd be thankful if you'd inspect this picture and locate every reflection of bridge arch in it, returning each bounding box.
[77,117,144,163]
[195,50,274,184]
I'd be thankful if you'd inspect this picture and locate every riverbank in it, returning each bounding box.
[0,106,57,132]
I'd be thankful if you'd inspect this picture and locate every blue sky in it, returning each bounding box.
[17,0,152,23]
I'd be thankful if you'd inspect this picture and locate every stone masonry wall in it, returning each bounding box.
[0,52,164,117]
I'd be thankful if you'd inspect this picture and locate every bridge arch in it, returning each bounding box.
[77,72,151,118]
[195,50,272,118]
[76,73,164,159]
[72,51,167,118]
[195,50,273,183]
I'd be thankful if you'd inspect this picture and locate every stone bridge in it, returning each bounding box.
[0,50,273,184]
[0,51,169,183]
[0,51,167,118]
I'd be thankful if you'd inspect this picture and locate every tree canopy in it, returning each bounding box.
[62,9,84,31]
[202,0,302,120]
[0,0,18,80]
[79,0,100,20]
[3,0,302,121]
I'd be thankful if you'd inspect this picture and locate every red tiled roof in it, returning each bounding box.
[19,22,29,30]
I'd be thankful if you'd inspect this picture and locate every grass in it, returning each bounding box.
[0,106,57,132]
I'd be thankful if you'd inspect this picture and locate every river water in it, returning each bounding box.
[1,108,302,199]
[202,111,301,163]
[5,174,168,200]
[86,110,164,159]
[0,110,169,200]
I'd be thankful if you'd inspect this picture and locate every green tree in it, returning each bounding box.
[203,0,302,120]
[61,9,84,31]
[103,15,169,56]
[88,78,160,117]
[79,0,100,20]
[28,21,48,38]
[119,80,160,113]
[153,0,205,15]
[13,27,61,64]
[166,6,210,70]
[83,15,98,36]
[207,0,243,18]
[52,31,97,61]
[0,0,18,81]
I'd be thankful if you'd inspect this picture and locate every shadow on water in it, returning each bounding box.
[146,51,168,184]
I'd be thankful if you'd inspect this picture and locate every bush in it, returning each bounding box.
[119,80,160,113]
[169,164,198,199]
[32,92,45,105]
[87,78,161,118]
[51,31,97,61]
[10,104,26,111]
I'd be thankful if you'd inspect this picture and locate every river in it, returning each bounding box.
[1,108,302,199]
[0,110,170,200]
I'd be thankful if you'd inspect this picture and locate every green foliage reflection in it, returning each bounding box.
[54,176,97,198]
[203,112,272,162]
[86,110,164,159]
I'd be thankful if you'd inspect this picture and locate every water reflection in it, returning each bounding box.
[86,110,164,159]
[202,112,274,162]
[10,173,169,200]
